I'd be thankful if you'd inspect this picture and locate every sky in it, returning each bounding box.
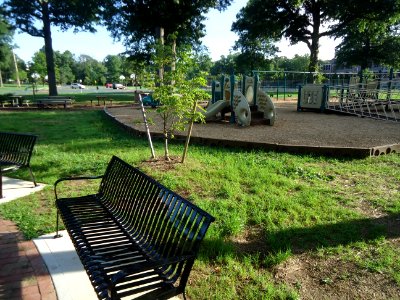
[12,0,340,63]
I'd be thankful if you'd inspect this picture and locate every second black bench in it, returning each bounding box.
[0,131,37,198]
[55,155,215,300]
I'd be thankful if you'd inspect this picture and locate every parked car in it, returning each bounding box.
[113,83,126,89]
[105,83,113,88]
[71,83,85,89]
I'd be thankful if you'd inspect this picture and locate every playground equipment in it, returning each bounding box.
[297,69,400,122]
[297,84,329,112]
[205,74,276,126]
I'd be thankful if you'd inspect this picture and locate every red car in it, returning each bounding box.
[105,83,113,88]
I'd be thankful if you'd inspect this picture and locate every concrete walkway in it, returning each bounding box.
[0,177,97,300]
[33,232,97,300]
[0,176,45,204]
[0,177,181,300]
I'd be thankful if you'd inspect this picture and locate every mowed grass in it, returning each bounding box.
[0,83,147,105]
[0,110,399,299]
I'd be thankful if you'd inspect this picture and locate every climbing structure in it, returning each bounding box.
[327,82,400,122]
[298,71,400,123]
[206,74,276,126]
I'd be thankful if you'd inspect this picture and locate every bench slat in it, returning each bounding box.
[55,155,214,300]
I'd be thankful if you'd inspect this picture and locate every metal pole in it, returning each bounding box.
[284,73,287,101]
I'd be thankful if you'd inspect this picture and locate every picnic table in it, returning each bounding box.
[91,96,113,106]
[1,96,28,107]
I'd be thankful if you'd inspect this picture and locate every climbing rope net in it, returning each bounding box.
[326,79,400,122]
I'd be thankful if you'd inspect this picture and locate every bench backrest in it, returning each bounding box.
[98,156,214,283]
[0,132,37,166]
[46,96,73,99]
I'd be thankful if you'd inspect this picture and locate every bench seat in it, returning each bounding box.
[55,156,215,300]
[35,98,73,108]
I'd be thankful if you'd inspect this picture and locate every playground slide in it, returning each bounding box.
[257,89,276,125]
[233,91,252,126]
[203,100,230,119]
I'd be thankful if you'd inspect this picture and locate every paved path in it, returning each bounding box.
[0,217,57,300]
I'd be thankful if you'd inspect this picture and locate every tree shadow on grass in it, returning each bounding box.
[202,213,400,260]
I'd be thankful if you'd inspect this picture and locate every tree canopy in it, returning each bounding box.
[0,9,13,87]
[104,0,233,61]
[4,0,109,95]
[335,9,400,70]
[232,0,400,73]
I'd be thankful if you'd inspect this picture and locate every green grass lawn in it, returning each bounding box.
[0,83,150,105]
[0,109,399,299]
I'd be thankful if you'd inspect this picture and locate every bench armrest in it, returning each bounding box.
[107,254,195,296]
[54,175,103,200]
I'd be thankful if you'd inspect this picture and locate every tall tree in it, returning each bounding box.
[0,8,13,87]
[232,0,398,73]
[54,50,75,85]
[274,55,310,72]
[104,0,233,63]
[103,55,123,83]
[335,20,400,71]
[4,0,108,95]
[233,35,277,74]
[30,49,47,79]
[76,55,107,85]
[210,53,238,76]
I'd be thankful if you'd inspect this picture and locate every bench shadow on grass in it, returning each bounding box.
[202,213,400,259]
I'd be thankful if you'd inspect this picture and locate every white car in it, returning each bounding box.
[114,83,125,89]
[71,83,85,89]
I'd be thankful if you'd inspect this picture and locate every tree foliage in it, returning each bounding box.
[335,15,400,70]
[152,41,207,161]
[233,28,277,74]
[4,0,108,95]
[103,55,123,83]
[104,0,233,62]
[232,0,399,73]
[0,9,13,87]
[273,55,310,72]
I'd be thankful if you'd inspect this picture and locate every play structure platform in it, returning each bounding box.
[105,101,400,158]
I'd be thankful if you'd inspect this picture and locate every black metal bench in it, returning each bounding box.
[0,132,38,198]
[54,156,215,300]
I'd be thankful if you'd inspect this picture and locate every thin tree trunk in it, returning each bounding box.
[0,68,3,87]
[163,112,170,161]
[155,27,164,85]
[171,38,176,86]
[42,2,58,96]
[181,100,198,163]
[12,51,20,87]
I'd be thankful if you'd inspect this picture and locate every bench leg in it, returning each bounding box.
[28,167,37,187]
[0,169,3,199]
[54,210,63,238]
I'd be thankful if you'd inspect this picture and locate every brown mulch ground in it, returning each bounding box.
[106,102,400,156]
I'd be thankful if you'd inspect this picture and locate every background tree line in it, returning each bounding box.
[2,0,400,88]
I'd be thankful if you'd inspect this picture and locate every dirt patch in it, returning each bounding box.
[231,226,269,255]
[139,156,182,172]
[229,213,400,299]
[274,253,400,300]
